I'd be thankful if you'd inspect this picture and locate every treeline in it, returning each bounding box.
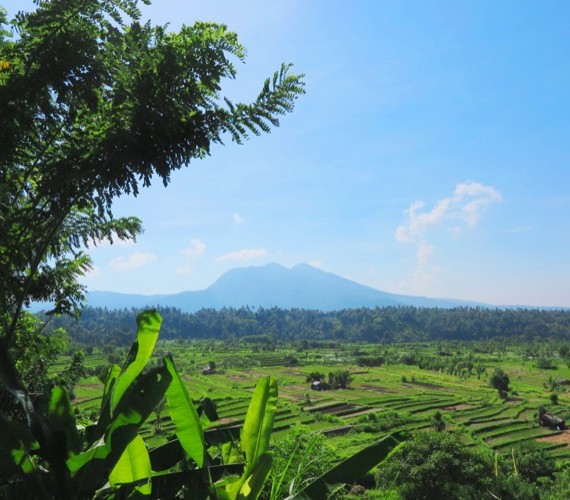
[43,305,570,345]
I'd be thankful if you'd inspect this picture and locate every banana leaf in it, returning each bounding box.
[67,365,172,494]
[237,452,272,500]
[241,376,277,471]
[225,376,278,498]
[151,463,245,499]
[149,424,242,472]
[0,411,37,474]
[48,385,80,456]
[164,355,206,467]
[109,434,152,497]
[296,434,404,499]
[111,311,162,413]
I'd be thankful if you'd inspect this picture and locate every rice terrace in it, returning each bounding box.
[66,323,570,460]
[45,305,570,497]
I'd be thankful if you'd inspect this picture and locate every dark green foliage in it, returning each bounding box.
[508,442,557,484]
[399,352,417,365]
[536,357,557,370]
[550,393,558,405]
[490,368,510,398]
[265,424,337,499]
[305,371,326,382]
[353,409,415,433]
[431,410,446,432]
[299,434,402,499]
[375,431,494,500]
[45,305,570,345]
[328,370,353,389]
[546,467,570,500]
[357,355,384,367]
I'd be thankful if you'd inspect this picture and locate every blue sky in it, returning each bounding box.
[6,1,570,307]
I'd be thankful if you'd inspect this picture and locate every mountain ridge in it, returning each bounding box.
[84,262,488,312]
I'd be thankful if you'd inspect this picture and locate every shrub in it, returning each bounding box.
[375,431,494,499]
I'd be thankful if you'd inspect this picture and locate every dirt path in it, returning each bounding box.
[537,429,570,447]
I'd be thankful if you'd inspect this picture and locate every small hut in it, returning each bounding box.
[310,380,330,391]
[537,410,565,430]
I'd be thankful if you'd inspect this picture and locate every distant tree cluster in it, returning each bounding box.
[328,370,352,389]
[44,305,570,345]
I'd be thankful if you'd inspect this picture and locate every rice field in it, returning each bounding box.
[67,339,570,462]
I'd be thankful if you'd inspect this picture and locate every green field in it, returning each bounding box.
[67,339,570,464]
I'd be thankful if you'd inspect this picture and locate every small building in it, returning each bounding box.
[556,379,570,386]
[310,380,330,391]
[538,411,565,430]
[202,365,216,375]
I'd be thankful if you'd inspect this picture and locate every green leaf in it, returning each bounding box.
[241,376,278,471]
[296,434,403,499]
[221,440,242,466]
[0,342,34,425]
[111,311,162,413]
[237,452,272,500]
[164,355,206,467]
[109,434,152,496]
[205,425,241,447]
[0,411,37,474]
[101,364,121,407]
[67,366,172,494]
[151,464,245,499]
[48,385,80,455]
[148,439,184,472]
[225,376,277,498]
[198,396,219,422]
[149,424,243,472]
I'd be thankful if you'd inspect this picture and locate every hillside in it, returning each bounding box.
[85,263,483,312]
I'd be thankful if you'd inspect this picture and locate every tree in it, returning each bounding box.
[375,431,494,499]
[431,410,446,432]
[305,371,326,382]
[509,441,556,484]
[328,370,353,389]
[490,367,510,398]
[0,0,303,422]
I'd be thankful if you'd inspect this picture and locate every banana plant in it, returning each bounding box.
[1,310,280,499]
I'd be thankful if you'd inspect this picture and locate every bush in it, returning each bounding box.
[536,357,557,370]
[328,370,353,389]
[266,425,337,499]
[375,431,494,499]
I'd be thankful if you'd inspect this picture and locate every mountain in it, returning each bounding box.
[84,263,485,312]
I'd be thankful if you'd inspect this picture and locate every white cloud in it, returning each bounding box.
[177,239,206,275]
[395,180,502,293]
[216,248,268,262]
[181,239,206,258]
[233,212,245,225]
[309,259,323,268]
[109,252,157,271]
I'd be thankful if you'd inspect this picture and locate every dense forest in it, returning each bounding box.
[45,305,570,345]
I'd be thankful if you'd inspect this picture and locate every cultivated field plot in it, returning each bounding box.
[67,340,570,462]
